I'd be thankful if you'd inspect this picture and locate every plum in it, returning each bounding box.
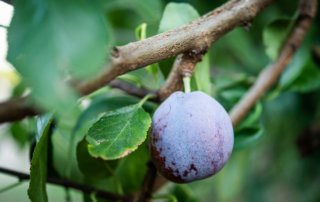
[149,91,234,183]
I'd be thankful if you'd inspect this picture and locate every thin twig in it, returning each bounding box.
[229,0,317,126]
[156,52,204,101]
[0,80,156,124]
[109,79,158,102]
[136,161,158,202]
[0,97,40,124]
[0,167,133,202]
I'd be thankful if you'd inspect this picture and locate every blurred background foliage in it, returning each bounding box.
[1,0,320,201]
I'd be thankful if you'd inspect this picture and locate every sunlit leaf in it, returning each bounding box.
[87,100,151,160]
[191,54,211,95]
[158,2,199,33]
[7,0,110,112]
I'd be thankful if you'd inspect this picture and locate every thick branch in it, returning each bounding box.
[0,167,133,202]
[229,0,317,126]
[77,0,276,95]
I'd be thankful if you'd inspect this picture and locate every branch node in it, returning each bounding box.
[112,47,120,58]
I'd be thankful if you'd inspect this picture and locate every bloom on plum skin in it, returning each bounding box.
[149,91,234,183]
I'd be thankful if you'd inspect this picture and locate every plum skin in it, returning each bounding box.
[149,91,234,183]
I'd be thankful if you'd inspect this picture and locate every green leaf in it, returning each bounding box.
[263,17,295,60]
[115,142,149,193]
[80,142,150,194]
[237,102,263,128]
[10,119,35,147]
[214,150,249,201]
[135,23,161,83]
[7,0,110,112]
[87,99,152,160]
[10,81,27,99]
[233,102,264,150]
[234,126,264,150]
[158,2,200,33]
[104,0,163,24]
[287,59,320,92]
[218,28,269,72]
[220,88,247,104]
[28,113,54,202]
[76,94,157,133]
[212,73,254,93]
[122,68,164,90]
[279,49,309,89]
[76,139,117,180]
[10,122,29,147]
[52,107,84,179]
[135,23,147,41]
[171,185,199,202]
[191,54,211,95]
[36,113,54,142]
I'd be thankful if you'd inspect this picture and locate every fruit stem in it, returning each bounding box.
[183,76,191,93]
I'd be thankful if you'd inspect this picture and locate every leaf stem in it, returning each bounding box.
[183,76,191,93]
[137,94,154,107]
[0,181,22,194]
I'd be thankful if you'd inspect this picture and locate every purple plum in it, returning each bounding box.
[149,91,234,183]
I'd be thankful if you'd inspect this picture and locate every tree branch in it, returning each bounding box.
[136,161,158,202]
[156,52,205,101]
[0,97,40,124]
[0,166,133,202]
[0,80,156,124]
[229,0,317,126]
[109,79,157,101]
[77,0,276,95]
